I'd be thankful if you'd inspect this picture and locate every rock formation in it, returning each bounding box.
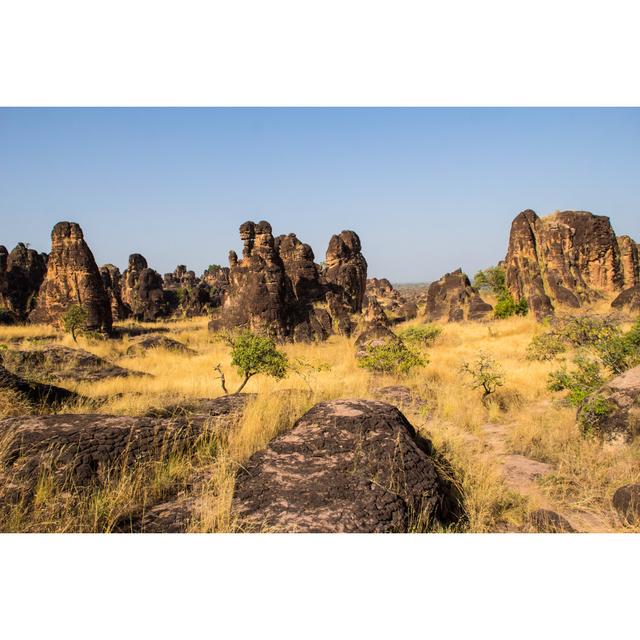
[504,209,640,318]
[232,399,461,532]
[121,254,166,321]
[612,483,640,524]
[577,365,640,444]
[0,352,80,408]
[354,322,402,358]
[611,285,640,313]
[365,278,418,324]
[162,264,220,318]
[324,230,368,313]
[0,243,48,321]
[30,222,112,333]
[2,346,143,383]
[210,221,368,341]
[100,264,129,321]
[424,268,493,322]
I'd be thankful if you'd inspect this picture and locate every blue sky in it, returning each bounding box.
[1,108,638,282]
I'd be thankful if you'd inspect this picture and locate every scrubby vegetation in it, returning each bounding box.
[1,313,639,533]
[473,265,528,319]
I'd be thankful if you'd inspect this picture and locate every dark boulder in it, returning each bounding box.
[354,322,402,358]
[611,285,640,314]
[232,399,462,532]
[424,268,492,322]
[0,243,48,320]
[121,254,167,321]
[612,484,640,524]
[528,508,576,533]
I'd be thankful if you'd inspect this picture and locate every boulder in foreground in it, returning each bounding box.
[232,399,462,532]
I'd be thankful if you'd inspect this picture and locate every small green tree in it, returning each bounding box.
[494,292,528,319]
[358,341,425,375]
[398,324,442,348]
[62,304,88,343]
[547,354,604,406]
[215,331,289,394]
[460,351,505,404]
[473,266,506,294]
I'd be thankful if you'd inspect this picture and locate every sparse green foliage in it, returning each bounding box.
[557,316,619,347]
[460,351,505,403]
[398,324,442,348]
[358,341,425,375]
[215,331,289,394]
[62,304,88,343]
[547,354,604,406]
[578,394,615,438]
[473,266,506,294]
[494,292,528,319]
[526,332,567,361]
[290,358,332,392]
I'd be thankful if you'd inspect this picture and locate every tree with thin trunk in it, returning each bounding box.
[215,331,288,395]
[62,304,88,343]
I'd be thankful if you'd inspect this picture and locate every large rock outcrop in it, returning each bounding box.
[121,254,166,321]
[232,399,461,532]
[577,365,640,444]
[365,278,418,324]
[163,265,221,318]
[210,221,368,342]
[30,222,112,333]
[424,268,492,322]
[0,243,48,321]
[504,209,639,318]
[100,264,129,321]
[324,230,368,313]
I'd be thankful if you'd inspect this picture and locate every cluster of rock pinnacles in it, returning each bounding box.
[1,209,639,333]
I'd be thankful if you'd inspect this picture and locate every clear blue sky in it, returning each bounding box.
[1,108,639,282]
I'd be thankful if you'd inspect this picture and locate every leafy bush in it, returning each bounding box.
[547,354,604,406]
[473,266,506,294]
[578,394,615,438]
[358,341,425,375]
[494,292,528,319]
[593,333,640,375]
[215,331,289,394]
[398,324,442,347]
[62,304,88,342]
[526,332,567,361]
[460,351,505,403]
[557,316,619,347]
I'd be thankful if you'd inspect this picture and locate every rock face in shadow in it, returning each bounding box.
[2,346,143,383]
[210,221,368,341]
[0,243,48,321]
[30,222,112,333]
[612,483,640,524]
[577,365,640,444]
[0,354,79,408]
[100,264,129,321]
[504,209,638,318]
[163,264,222,318]
[424,269,492,322]
[121,254,166,321]
[611,285,640,314]
[232,399,462,532]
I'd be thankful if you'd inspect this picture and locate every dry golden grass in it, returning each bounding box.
[1,313,639,532]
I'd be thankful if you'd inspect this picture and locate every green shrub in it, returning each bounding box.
[473,266,506,294]
[358,341,425,375]
[460,351,505,403]
[215,331,289,394]
[547,354,604,406]
[578,394,615,438]
[593,333,640,375]
[557,316,620,347]
[526,332,567,361]
[62,304,88,342]
[398,324,442,348]
[494,292,528,319]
